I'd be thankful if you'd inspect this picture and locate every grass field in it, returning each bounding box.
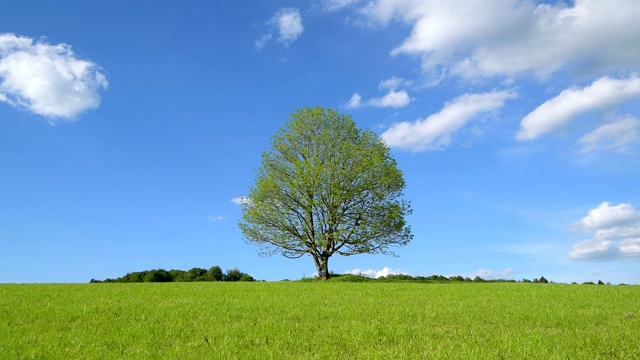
[1,282,639,359]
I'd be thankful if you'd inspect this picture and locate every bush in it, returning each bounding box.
[328,274,373,282]
[239,274,255,282]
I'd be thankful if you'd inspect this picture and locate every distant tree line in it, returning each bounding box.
[301,273,554,283]
[299,273,523,283]
[90,266,255,283]
[304,274,625,285]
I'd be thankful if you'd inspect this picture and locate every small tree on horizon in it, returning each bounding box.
[239,106,412,279]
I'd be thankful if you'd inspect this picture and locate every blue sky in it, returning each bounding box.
[1,0,639,284]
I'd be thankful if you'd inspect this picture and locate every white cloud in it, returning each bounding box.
[347,92,362,108]
[254,34,272,50]
[323,0,361,12]
[568,202,640,261]
[369,90,411,108]
[256,8,304,49]
[378,76,412,90]
[208,215,227,222]
[360,0,640,79]
[578,116,639,154]
[271,8,304,45]
[0,33,108,121]
[347,89,411,109]
[344,267,408,278]
[574,202,640,233]
[517,76,640,141]
[459,268,517,280]
[231,196,252,205]
[381,90,515,151]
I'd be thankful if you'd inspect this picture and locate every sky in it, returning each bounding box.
[1,0,639,284]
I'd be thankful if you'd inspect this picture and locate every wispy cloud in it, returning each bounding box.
[578,116,639,154]
[517,76,640,141]
[323,0,361,12]
[568,202,640,261]
[0,33,108,121]
[378,76,412,90]
[381,90,515,151]
[208,215,228,222]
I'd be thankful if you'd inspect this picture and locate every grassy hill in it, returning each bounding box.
[1,282,638,359]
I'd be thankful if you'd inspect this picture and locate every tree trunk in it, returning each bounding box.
[315,254,330,280]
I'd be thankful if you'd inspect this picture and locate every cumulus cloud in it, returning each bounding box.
[0,33,108,121]
[270,8,304,45]
[360,0,640,79]
[346,1,640,151]
[381,90,515,151]
[568,202,640,261]
[344,267,408,278]
[368,90,411,108]
[257,8,304,49]
[275,9,304,44]
[517,76,640,141]
[578,116,639,154]
[347,89,411,109]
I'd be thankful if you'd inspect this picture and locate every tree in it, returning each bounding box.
[239,106,412,279]
[186,267,207,281]
[205,266,224,281]
[239,274,255,282]
[143,269,172,282]
[223,268,255,282]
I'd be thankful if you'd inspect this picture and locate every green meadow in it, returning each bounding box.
[1,282,639,359]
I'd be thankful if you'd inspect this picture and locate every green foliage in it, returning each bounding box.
[90,266,254,283]
[327,274,374,282]
[186,267,207,282]
[239,274,255,282]
[300,274,551,284]
[143,269,172,283]
[223,268,251,282]
[239,106,412,279]
[205,266,223,281]
[2,283,639,359]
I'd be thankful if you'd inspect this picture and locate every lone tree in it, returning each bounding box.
[239,106,412,279]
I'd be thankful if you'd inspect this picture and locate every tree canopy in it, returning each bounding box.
[239,106,412,279]
[90,266,254,283]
